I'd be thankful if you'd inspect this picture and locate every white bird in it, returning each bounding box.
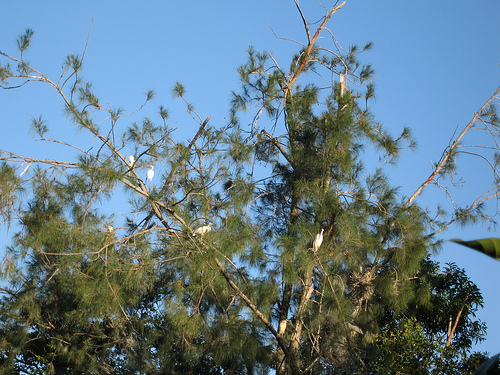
[126,155,135,166]
[194,223,213,237]
[312,228,324,252]
[146,165,154,182]
[278,319,288,337]
[340,73,346,97]
[107,225,114,233]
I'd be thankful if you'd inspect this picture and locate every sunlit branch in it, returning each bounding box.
[405,86,500,208]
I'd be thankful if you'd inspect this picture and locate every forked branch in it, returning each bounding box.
[405,86,500,208]
[286,2,346,95]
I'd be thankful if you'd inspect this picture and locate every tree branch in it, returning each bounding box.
[214,257,288,353]
[446,295,468,347]
[286,2,346,95]
[405,86,500,208]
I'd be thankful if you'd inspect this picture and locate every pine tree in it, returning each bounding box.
[1,3,499,374]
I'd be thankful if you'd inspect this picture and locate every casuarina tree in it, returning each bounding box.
[1,1,499,374]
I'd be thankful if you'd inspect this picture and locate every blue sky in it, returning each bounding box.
[1,0,500,355]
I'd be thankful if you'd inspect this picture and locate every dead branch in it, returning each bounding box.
[286,2,346,96]
[405,86,500,208]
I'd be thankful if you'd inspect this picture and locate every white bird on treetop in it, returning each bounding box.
[146,165,154,182]
[340,73,346,97]
[194,223,213,237]
[107,225,114,233]
[126,155,135,166]
[312,228,324,252]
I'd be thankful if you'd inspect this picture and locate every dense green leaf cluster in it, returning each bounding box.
[371,261,487,375]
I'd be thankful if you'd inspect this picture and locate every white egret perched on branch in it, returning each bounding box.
[194,223,213,237]
[146,165,154,182]
[312,228,324,252]
[126,155,135,166]
[339,73,346,97]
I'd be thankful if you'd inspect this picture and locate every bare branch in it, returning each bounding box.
[286,2,346,95]
[294,0,311,44]
[405,86,500,208]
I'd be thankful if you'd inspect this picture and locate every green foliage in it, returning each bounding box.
[372,318,440,375]
[30,115,48,138]
[62,54,83,72]
[0,4,497,375]
[473,353,500,375]
[451,238,500,261]
[16,28,34,53]
[172,81,186,98]
[372,260,487,374]
[0,162,22,227]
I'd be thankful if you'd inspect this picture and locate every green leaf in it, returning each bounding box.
[450,238,500,261]
[473,352,500,375]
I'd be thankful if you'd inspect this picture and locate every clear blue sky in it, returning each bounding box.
[1,0,499,355]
